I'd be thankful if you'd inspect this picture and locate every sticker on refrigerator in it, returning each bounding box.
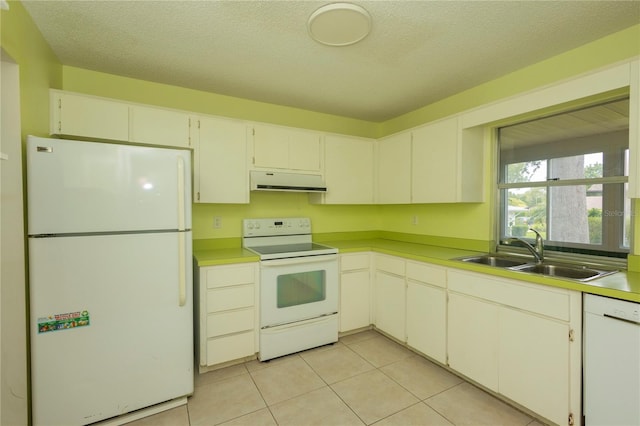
[37,310,90,334]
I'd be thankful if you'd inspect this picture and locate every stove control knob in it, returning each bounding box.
[255,223,261,229]
[247,222,254,229]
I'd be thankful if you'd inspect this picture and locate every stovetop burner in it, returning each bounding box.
[242,218,338,260]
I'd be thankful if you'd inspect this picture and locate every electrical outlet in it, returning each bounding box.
[213,216,222,229]
[412,215,419,225]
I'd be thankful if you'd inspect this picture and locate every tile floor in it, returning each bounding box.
[127,330,546,426]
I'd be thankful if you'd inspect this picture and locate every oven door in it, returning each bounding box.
[260,254,338,328]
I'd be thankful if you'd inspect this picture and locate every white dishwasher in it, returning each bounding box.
[583,294,640,426]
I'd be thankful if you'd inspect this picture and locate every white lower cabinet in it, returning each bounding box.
[499,307,570,425]
[447,292,500,391]
[339,253,371,332]
[374,254,406,342]
[199,254,581,424]
[447,269,581,426]
[406,261,447,364]
[196,263,258,371]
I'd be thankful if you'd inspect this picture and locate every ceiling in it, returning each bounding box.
[22,1,640,122]
[500,98,630,149]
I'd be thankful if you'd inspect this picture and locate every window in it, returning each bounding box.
[498,98,630,258]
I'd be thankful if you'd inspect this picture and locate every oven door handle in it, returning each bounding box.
[260,254,338,266]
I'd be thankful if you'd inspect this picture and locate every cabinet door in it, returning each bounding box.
[252,124,290,169]
[340,269,370,332]
[195,116,249,203]
[198,263,257,368]
[252,124,321,171]
[499,307,570,426]
[288,128,321,171]
[448,292,499,391]
[52,91,129,142]
[206,332,255,366]
[412,117,458,203]
[323,135,374,204]
[406,281,446,363]
[377,132,411,204]
[129,105,191,148]
[374,271,405,342]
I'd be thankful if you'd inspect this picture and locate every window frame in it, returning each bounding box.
[496,99,630,260]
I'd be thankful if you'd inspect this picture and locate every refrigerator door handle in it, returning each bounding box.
[177,156,186,231]
[178,232,187,306]
[177,155,187,307]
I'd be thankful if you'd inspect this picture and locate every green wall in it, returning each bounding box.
[61,66,377,138]
[194,192,382,240]
[3,2,639,249]
[1,0,62,138]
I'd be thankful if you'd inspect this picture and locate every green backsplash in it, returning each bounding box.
[192,191,383,240]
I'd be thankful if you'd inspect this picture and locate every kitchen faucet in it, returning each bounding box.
[503,228,544,264]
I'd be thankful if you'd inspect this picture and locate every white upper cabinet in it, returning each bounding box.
[51,90,129,142]
[314,134,374,204]
[193,116,249,204]
[411,117,484,203]
[129,105,191,148]
[51,90,192,149]
[377,131,411,204]
[251,123,322,172]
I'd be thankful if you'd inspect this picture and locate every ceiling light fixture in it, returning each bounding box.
[307,3,372,47]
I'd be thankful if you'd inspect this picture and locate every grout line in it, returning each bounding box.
[191,329,537,426]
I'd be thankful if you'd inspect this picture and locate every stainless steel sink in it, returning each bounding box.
[455,254,617,282]
[510,262,617,282]
[457,255,529,268]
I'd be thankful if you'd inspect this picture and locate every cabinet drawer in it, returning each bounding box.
[207,285,254,313]
[207,308,254,338]
[205,264,255,289]
[206,332,255,366]
[406,261,446,288]
[341,253,370,271]
[448,270,570,321]
[375,254,405,276]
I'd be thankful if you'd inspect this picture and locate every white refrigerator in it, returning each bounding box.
[27,136,194,425]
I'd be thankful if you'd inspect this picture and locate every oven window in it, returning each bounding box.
[277,271,326,308]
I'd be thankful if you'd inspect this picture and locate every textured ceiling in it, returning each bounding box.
[22,0,640,122]
[500,99,630,148]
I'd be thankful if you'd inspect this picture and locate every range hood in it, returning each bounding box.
[250,171,327,192]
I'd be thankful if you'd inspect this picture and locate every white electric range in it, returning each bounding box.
[243,217,339,361]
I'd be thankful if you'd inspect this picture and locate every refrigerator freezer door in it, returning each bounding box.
[29,232,193,426]
[26,136,191,235]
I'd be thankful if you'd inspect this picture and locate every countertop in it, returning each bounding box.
[193,238,640,303]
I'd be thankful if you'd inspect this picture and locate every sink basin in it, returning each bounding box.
[455,254,617,282]
[510,263,617,282]
[457,255,529,268]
